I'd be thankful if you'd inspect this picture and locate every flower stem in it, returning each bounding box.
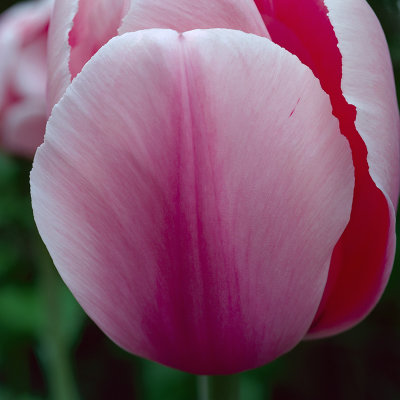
[36,238,80,400]
[197,375,240,400]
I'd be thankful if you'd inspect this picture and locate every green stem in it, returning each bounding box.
[36,238,80,400]
[197,375,240,400]
[197,376,209,400]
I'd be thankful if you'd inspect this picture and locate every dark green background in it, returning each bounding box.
[0,0,399,399]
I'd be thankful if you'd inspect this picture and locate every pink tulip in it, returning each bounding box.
[0,0,52,158]
[31,0,399,374]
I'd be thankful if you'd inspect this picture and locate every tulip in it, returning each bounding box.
[0,0,52,158]
[31,0,399,375]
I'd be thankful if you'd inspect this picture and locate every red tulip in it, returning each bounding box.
[0,0,52,157]
[31,0,399,374]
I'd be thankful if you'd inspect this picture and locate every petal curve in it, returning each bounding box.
[32,29,354,374]
[47,0,78,112]
[308,0,400,337]
[255,0,399,337]
[48,0,270,112]
[325,0,400,207]
[47,0,128,111]
[119,0,270,39]
[68,0,129,79]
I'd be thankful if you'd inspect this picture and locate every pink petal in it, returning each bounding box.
[46,0,77,112]
[47,0,271,112]
[68,0,129,79]
[14,30,47,98]
[32,29,354,374]
[119,0,270,39]
[309,0,400,338]
[0,0,51,156]
[2,99,47,158]
[47,0,128,111]
[0,0,50,105]
[325,0,400,213]
[254,0,399,337]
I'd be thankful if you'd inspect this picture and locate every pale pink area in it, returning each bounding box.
[310,0,400,337]
[0,0,51,158]
[46,0,78,112]
[68,0,129,79]
[325,0,400,210]
[254,0,399,338]
[119,0,270,38]
[47,0,271,111]
[2,100,47,158]
[31,29,354,374]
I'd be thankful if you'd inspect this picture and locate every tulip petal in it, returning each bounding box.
[68,0,129,79]
[0,0,50,156]
[47,0,128,111]
[119,0,270,39]
[32,29,354,374]
[0,0,50,106]
[0,0,48,105]
[325,0,400,207]
[254,0,399,337]
[309,0,399,338]
[47,0,77,111]
[48,0,270,112]
[14,31,47,99]
[2,99,47,157]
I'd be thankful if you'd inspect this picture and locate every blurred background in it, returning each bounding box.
[0,0,399,399]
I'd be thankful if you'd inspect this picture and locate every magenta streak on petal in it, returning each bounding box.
[32,29,354,374]
[140,41,248,372]
[254,0,392,335]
